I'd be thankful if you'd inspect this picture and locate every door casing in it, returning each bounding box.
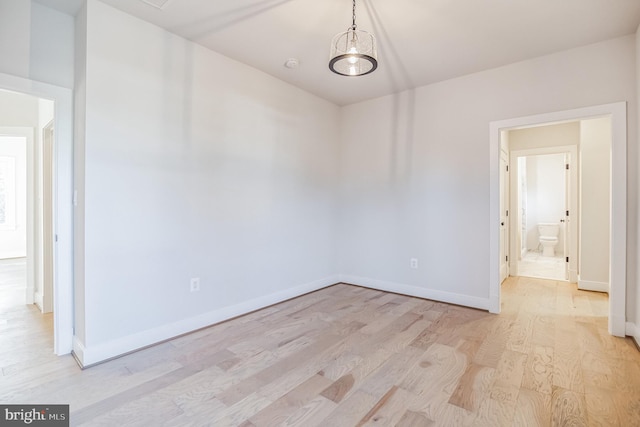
[489,102,627,337]
[499,148,509,283]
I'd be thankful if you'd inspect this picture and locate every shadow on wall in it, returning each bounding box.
[162,32,194,156]
[364,0,416,186]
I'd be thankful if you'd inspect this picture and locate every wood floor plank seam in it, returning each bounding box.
[2,268,640,426]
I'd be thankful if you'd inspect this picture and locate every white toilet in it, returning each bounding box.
[538,223,560,257]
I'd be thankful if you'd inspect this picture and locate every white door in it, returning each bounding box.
[499,150,510,282]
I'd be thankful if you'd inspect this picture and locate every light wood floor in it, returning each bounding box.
[1,271,639,426]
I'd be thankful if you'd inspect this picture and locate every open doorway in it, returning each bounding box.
[0,89,56,356]
[0,72,73,355]
[505,118,611,290]
[501,121,580,284]
[490,103,626,337]
[514,152,568,281]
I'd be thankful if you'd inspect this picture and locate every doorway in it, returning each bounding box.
[516,153,566,281]
[0,72,73,355]
[509,145,577,283]
[0,93,56,352]
[489,102,627,337]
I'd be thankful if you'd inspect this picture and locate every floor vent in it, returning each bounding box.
[140,0,173,10]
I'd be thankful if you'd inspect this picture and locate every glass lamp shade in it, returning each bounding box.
[329,28,377,76]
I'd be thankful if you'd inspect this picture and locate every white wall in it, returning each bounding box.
[29,2,75,89]
[525,156,539,250]
[338,36,636,311]
[0,136,27,259]
[0,1,30,79]
[0,91,39,259]
[0,90,39,128]
[579,117,611,290]
[509,122,580,151]
[534,154,566,249]
[73,1,87,346]
[0,1,73,89]
[74,0,340,363]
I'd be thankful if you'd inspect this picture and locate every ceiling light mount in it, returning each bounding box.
[329,0,377,77]
[284,58,300,69]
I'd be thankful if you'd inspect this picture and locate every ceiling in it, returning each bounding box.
[35,0,640,106]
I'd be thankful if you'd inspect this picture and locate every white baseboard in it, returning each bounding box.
[0,252,27,260]
[500,263,508,283]
[34,291,44,312]
[339,275,490,311]
[577,279,609,293]
[73,275,339,367]
[25,285,34,305]
[626,322,640,348]
[568,269,578,284]
[72,336,87,367]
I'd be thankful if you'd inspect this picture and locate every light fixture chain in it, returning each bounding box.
[328,0,377,76]
[352,0,357,29]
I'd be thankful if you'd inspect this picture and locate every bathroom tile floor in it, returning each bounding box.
[517,250,566,281]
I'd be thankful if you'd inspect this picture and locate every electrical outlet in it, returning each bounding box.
[410,258,418,269]
[190,277,200,292]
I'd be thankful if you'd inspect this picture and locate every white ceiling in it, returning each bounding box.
[35,0,640,105]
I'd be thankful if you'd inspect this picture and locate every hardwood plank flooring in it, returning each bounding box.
[1,270,640,426]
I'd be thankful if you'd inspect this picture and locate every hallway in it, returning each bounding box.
[0,258,59,378]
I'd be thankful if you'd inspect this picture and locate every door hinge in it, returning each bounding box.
[506,255,508,262]
[506,165,509,172]
[566,257,569,262]
[55,234,58,242]
[566,164,570,170]
[566,210,569,217]
[506,210,509,217]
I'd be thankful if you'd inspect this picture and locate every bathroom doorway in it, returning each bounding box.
[511,151,571,281]
[490,103,625,337]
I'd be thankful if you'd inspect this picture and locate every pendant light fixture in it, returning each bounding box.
[329,0,378,77]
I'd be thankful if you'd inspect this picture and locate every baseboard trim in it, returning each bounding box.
[72,336,87,368]
[500,264,508,284]
[339,275,490,311]
[34,291,44,311]
[568,269,578,284]
[626,322,640,349]
[0,252,27,260]
[74,275,339,367]
[577,279,609,293]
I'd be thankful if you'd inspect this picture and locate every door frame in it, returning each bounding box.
[499,147,510,282]
[0,72,74,354]
[489,102,627,337]
[41,119,55,313]
[508,146,578,282]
